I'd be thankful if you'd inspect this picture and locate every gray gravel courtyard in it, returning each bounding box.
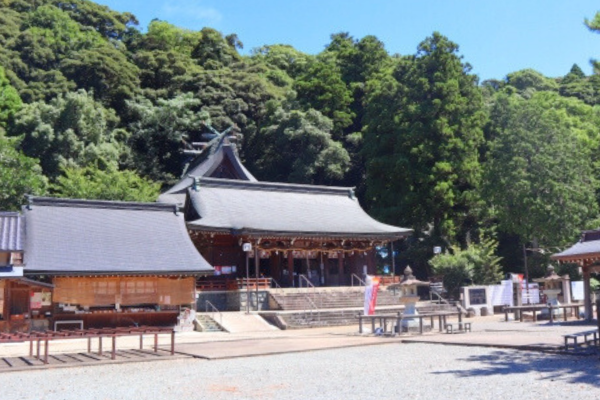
[1,342,600,400]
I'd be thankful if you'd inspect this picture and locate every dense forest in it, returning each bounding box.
[2,0,600,283]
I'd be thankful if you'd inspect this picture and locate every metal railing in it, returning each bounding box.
[205,300,223,326]
[302,294,321,324]
[429,290,450,305]
[298,274,315,289]
[351,273,366,287]
[298,274,323,310]
[269,278,285,294]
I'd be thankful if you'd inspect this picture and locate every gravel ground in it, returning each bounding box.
[1,342,600,400]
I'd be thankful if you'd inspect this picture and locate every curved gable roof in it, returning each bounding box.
[186,178,411,240]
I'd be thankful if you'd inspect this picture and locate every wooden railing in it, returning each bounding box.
[196,279,239,292]
[378,276,401,286]
[237,278,272,290]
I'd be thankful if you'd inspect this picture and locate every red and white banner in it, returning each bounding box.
[364,275,380,315]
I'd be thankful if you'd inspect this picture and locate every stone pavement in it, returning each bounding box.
[0,314,597,371]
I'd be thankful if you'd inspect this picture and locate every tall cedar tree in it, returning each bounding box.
[363,33,486,242]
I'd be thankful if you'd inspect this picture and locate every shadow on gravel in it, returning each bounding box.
[433,350,600,387]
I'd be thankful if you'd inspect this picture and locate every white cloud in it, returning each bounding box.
[161,0,222,25]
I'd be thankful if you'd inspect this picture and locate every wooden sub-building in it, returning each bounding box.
[0,198,213,332]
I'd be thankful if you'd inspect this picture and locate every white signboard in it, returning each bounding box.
[571,281,584,301]
[490,280,513,306]
[522,283,540,304]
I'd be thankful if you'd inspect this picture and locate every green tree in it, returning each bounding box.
[363,32,486,242]
[60,45,140,108]
[0,65,22,129]
[294,59,354,138]
[505,69,559,96]
[256,107,350,184]
[53,165,160,202]
[559,64,596,104]
[127,93,208,183]
[10,89,128,179]
[484,92,598,250]
[429,238,503,299]
[0,135,47,210]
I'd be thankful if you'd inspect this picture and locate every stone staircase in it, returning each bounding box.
[264,287,457,329]
[269,287,400,311]
[195,314,226,332]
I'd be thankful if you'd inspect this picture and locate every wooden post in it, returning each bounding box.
[29,339,33,357]
[371,317,375,333]
[419,317,423,334]
[438,315,443,332]
[154,333,158,352]
[140,334,144,350]
[36,338,40,359]
[87,337,91,353]
[255,247,259,311]
[111,335,116,360]
[98,336,103,356]
[583,264,592,321]
[287,251,294,287]
[338,252,344,286]
[358,315,363,334]
[549,306,554,324]
[563,307,568,322]
[170,330,175,356]
[44,338,49,364]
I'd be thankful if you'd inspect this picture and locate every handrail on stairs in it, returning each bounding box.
[298,274,315,289]
[303,294,321,323]
[429,289,450,306]
[205,300,223,326]
[298,274,323,309]
[270,278,284,293]
[351,273,366,287]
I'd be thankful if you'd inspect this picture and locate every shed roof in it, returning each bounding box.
[0,212,23,252]
[23,197,213,276]
[551,229,600,262]
[186,178,411,240]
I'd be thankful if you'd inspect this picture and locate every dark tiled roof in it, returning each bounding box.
[552,229,600,261]
[0,212,23,251]
[186,178,411,240]
[159,143,257,205]
[23,197,213,275]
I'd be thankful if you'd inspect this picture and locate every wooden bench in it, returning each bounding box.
[563,330,598,351]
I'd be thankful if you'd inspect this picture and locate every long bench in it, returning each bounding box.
[503,304,582,323]
[563,330,599,351]
[357,310,465,335]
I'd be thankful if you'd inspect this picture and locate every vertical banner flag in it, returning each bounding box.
[364,275,380,315]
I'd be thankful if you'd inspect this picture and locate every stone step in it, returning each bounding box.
[195,315,225,332]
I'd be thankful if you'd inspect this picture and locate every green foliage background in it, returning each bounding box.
[3,0,600,281]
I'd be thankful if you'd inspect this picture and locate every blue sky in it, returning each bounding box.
[96,0,600,81]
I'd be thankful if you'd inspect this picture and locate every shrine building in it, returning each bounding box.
[159,127,411,287]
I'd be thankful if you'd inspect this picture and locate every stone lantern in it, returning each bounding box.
[390,266,430,330]
[534,265,568,319]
